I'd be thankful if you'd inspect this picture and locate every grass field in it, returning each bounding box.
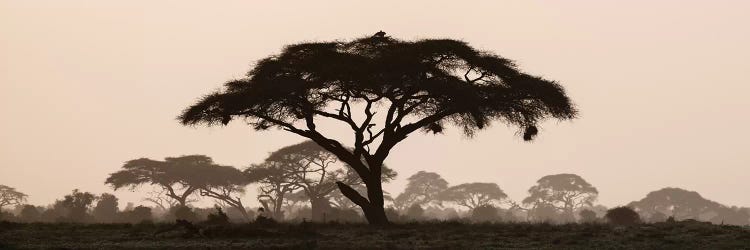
[1,220,749,249]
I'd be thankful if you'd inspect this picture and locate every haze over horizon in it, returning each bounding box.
[1,1,748,210]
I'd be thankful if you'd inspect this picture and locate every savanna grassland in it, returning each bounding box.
[1,221,749,249]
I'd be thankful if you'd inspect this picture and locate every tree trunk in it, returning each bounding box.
[310,196,328,222]
[336,177,390,225]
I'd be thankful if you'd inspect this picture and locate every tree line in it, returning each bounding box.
[2,155,748,225]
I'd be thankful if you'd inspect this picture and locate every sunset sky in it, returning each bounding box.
[1,1,748,209]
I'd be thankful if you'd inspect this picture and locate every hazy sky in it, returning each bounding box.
[1,1,748,209]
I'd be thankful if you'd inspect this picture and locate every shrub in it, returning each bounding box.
[579,209,597,223]
[605,206,640,225]
[405,204,424,221]
[471,205,500,222]
[205,206,230,225]
[171,205,198,222]
[385,207,402,222]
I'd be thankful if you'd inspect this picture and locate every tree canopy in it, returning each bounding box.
[522,174,598,221]
[628,187,749,225]
[179,34,577,224]
[393,171,449,211]
[0,185,27,211]
[438,182,508,210]
[106,155,251,219]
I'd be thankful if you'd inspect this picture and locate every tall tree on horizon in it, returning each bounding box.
[522,173,598,222]
[180,34,577,225]
[0,185,27,212]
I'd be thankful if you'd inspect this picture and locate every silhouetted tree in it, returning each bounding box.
[394,171,449,211]
[438,182,507,210]
[92,193,119,223]
[187,162,251,221]
[0,185,27,212]
[329,185,364,210]
[57,189,96,223]
[143,190,179,211]
[471,204,500,222]
[522,174,598,222]
[262,141,396,221]
[605,206,640,225]
[245,162,299,220]
[179,34,578,224]
[628,187,749,225]
[106,157,202,207]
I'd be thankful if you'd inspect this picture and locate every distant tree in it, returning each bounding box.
[605,206,640,226]
[245,162,299,220]
[438,182,508,210]
[57,189,97,223]
[262,141,396,221]
[578,209,597,223]
[19,205,41,222]
[180,35,578,224]
[627,187,748,225]
[92,193,119,223]
[394,171,449,211]
[142,190,179,211]
[106,157,201,207]
[187,162,252,221]
[0,185,27,211]
[522,174,598,222]
[471,204,500,222]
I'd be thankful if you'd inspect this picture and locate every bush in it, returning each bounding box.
[205,206,230,225]
[471,205,500,222]
[579,209,597,223]
[605,206,640,225]
[123,206,152,224]
[405,204,424,221]
[171,205,198,222]
[385,207,403,222]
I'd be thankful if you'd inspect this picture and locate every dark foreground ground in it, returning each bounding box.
[1,221,749,249]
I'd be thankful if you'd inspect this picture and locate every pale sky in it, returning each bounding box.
[1,1,748,209]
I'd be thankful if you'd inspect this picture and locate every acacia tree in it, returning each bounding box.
[265,141,396,221]
[393,171,449,211]
[180,34,577,224]
[106,157,198,207]
[188,163,252,221]
[522,174,598,222]
[0,185,27,211]
[438,182,508,210]
[627,187,748,224]
[245,162,299,220]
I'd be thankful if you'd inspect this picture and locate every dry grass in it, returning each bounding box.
[1,220,748,249]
